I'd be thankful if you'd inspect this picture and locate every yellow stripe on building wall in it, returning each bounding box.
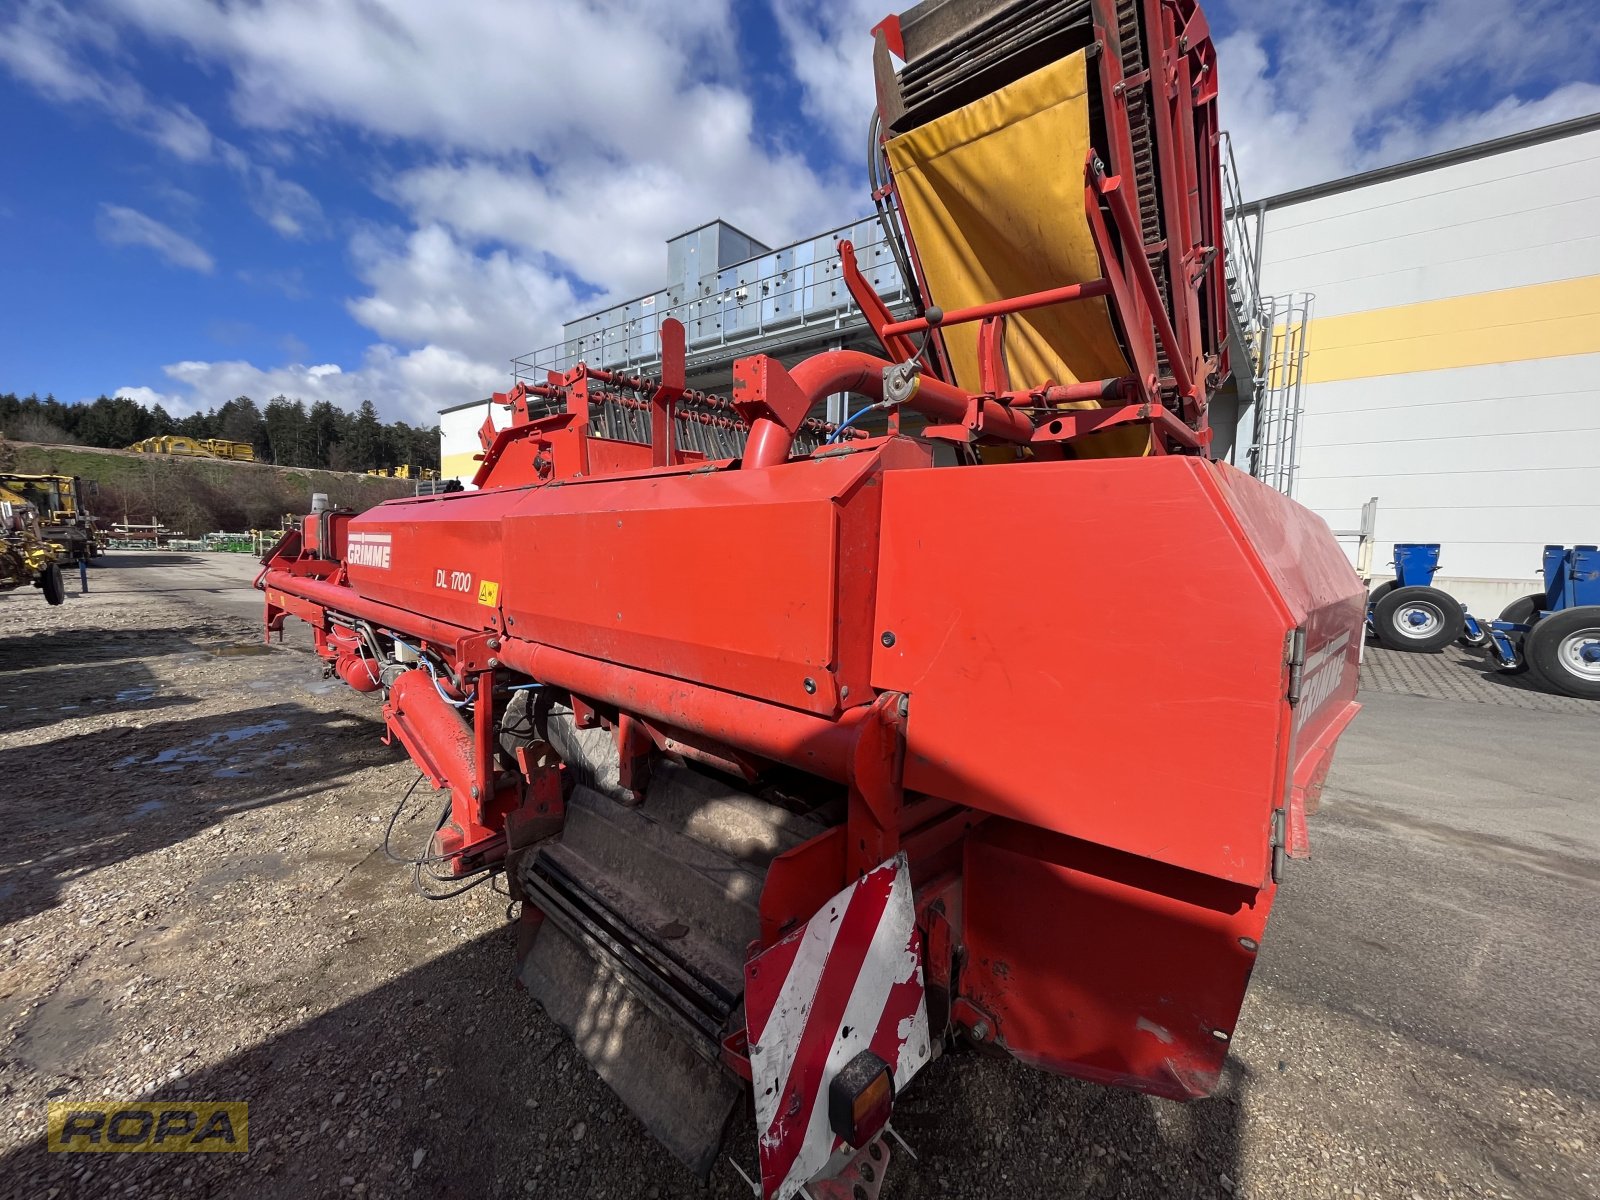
[1299,272,1600,385]
[441,451,480,480]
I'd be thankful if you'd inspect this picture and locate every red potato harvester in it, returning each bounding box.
[260,1,1364,1196]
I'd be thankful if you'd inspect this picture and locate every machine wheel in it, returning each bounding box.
[1524,606,1600,700]
[40,563,66,606]
[1367,580,1398,608]
[1498,593,1545,625]
[1372,585,1463,652]
[1459,626,1489,648]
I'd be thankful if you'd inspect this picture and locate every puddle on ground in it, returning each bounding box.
[192,851,294,895]
[130,799,167,819]
[10,982,116,1077]
[115,718,294,776]
[212,644,274,658]
[115,684,160,703]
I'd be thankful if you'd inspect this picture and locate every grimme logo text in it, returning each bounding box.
[47,1102,249,1153]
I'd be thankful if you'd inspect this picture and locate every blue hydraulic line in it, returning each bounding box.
[824,402,887,445]
[392,637,471,708]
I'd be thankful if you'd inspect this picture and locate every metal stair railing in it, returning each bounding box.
[1219,131,1266,383]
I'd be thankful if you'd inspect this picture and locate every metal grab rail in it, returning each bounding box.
[1219,131,1265,379]
[511,220,913,383]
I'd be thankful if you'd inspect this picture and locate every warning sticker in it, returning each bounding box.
[477,580,500,607]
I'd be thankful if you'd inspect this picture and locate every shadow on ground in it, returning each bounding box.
[0,703,391,930]
[0,917,1248,1200]
[90,554,205,569]
[0,659,192,735]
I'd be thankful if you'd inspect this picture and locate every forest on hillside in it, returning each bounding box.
[0,389,440,474]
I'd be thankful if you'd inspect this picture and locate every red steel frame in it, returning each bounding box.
[857,0,1226,454]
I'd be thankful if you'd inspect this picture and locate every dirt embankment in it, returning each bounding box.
[2,442,412,535]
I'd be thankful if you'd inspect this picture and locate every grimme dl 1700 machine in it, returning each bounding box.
[261,1,1365,1195]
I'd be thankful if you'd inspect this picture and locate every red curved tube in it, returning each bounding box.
[743,350,1037,469]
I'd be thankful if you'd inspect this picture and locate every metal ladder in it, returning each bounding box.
[1248,293,1314,496]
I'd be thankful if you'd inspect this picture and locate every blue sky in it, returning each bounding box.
[2,0,1596,424]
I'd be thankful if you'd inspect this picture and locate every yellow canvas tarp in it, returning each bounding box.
[886,49,1131,399]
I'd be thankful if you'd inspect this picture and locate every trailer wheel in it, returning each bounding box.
[1372,585,1463,652]
[40,563,66,606]
[1368,580,1398,607]
[1524,606,1600,700]
[1498,593,1545,625]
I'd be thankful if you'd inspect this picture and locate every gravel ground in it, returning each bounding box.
[0,553,1594,1200]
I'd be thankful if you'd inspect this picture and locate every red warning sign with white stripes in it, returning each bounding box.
[744,854,930,1200]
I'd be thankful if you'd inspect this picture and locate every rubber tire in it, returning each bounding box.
[1459,626,1489,648]
[1365,580,1397,642]
[1498,593,1545,625]
[1523,606,1600,700]
[1372,584,1464,652]
[40,563,66,606]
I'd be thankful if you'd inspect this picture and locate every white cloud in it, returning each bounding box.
[346,223,579,367]
[111,0,741,162]
[0,1,215,162]
[0,0,323,238]
[387,151,849,306]
[1216,0,1600,197]
[122,344,504,426]
[770,0,883,156]
[3,0,860,423]
[77,0,859,418]
[251,166,324,239]
[95,204,215,273]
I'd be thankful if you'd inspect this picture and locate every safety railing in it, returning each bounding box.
[1219,131,1266,382]
[511,219,912,384]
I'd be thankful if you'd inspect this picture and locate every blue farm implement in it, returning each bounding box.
[1478,546,1600,700]
[1366,543,1472,654]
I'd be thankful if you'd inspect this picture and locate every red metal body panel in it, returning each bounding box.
[961,818,1267,1100]
[495,455,872,716]
[343,489,508,634]
[871,455,1360,885]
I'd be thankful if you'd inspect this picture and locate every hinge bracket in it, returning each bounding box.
[1285,627,1307,704]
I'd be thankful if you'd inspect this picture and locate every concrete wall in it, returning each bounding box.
[1255,122,1600,614]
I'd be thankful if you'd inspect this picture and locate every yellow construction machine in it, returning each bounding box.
[0,481,66,605]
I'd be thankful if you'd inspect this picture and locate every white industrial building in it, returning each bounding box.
[1221,112,1600,614]
[440,114,1600,612]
